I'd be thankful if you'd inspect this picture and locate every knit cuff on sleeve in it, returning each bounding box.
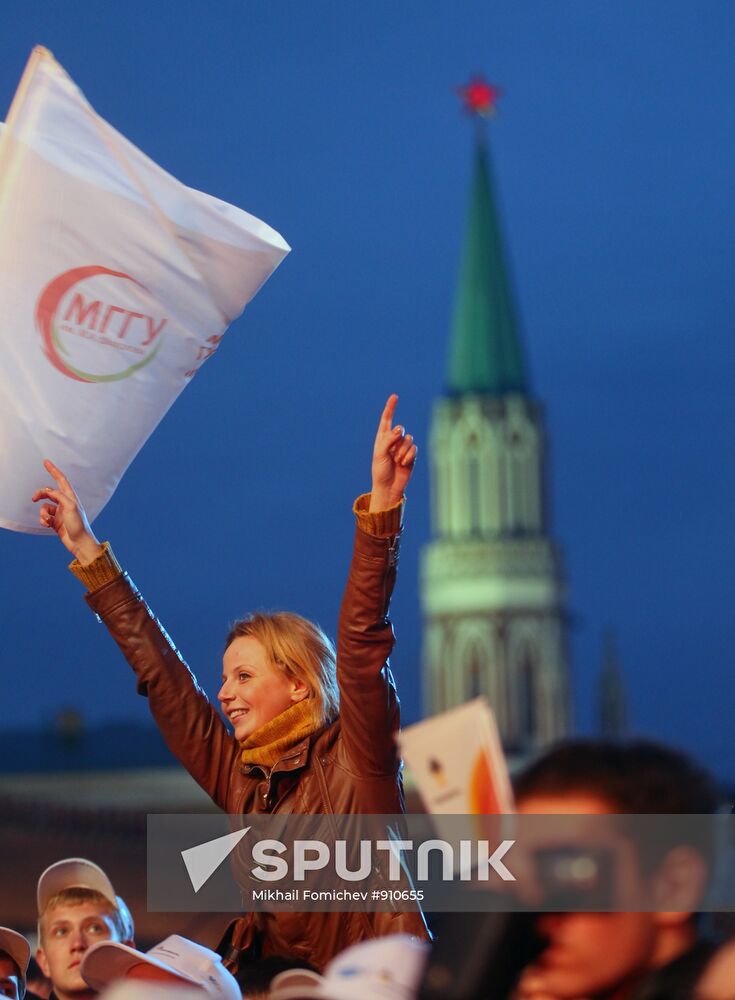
[353,493,404,537]
[69,541,122,591]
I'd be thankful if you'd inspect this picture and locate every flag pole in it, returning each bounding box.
[0,47,55,223]
[4,46,53,130]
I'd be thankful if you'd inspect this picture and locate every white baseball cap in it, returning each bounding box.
[0,927,30,987]
[99,984,207,1000]
[37,858,117,913]
[81,935,241,1000]
[269,934,430,1000]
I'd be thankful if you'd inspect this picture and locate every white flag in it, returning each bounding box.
[0,47,289,533]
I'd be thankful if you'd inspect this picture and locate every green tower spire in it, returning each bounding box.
[448,138,528,395]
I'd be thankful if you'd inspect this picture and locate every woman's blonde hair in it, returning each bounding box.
[225,612,339,727]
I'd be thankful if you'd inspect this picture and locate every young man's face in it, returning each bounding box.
[0,955,20,1000]
[515,792,671,1000]
[37,900,120,999]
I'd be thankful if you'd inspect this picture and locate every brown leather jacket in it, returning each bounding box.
[84,521,429,970]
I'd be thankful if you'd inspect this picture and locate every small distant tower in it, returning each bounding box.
[599,629,628,738]
[420,79,571,756]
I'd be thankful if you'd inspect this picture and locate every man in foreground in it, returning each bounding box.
[35,859,134,1000]
[514,739,719,1000]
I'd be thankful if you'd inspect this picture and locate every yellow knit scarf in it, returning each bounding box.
[239,698,322,768]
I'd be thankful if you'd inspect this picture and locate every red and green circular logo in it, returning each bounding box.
[36,265,167,383]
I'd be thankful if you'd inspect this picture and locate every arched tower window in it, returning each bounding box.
[517,644,537,745]
[467,642,483,699]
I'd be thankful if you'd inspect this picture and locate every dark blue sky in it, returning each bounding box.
[2,2,734,782]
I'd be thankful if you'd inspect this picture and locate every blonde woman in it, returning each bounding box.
[33,394,428,971]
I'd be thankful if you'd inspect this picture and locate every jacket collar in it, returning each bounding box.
[239,719,340,777]
[240,733,313,777]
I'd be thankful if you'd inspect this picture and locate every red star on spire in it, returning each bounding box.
[457,76,501,118]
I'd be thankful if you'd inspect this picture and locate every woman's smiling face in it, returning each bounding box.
[218,635,306,741]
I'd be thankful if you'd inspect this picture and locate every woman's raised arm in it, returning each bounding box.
[31,458,240,809]
[337,394,418,781]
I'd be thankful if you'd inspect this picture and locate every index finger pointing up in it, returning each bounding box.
[43,458,74,496]
[380,393,399,430]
